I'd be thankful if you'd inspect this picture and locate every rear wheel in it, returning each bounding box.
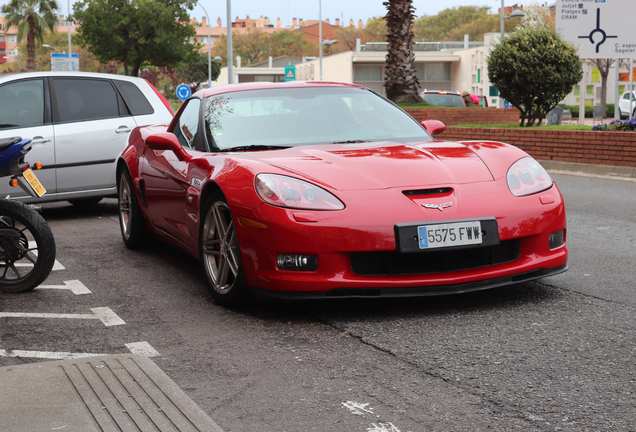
[118,168,148,249]
[0,199,56,293]
[200,193,247,306]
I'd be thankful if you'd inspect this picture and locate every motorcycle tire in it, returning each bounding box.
[0,199,56,293]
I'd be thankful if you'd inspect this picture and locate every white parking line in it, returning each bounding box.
[22,242,65,270]
[0,307,125,326]
[0,341,160,360]
[36,280,91,295]
[125,342,160,357]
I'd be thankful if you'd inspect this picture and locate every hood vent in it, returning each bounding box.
[403,187,452,196]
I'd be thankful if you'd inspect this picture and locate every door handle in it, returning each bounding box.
[116,126,133,134]
[31,136,52,144]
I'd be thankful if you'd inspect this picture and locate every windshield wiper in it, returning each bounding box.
[330,139,370,144]
[220,145,290,152]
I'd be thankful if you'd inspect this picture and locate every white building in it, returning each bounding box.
[213,34,635,110]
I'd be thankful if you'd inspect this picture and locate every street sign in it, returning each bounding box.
[556,0,636,59]
[50,53,79,71]
[176,84,191,101]
[284,65,296,82]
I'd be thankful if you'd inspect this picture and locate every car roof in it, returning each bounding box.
[0,71,150,84]
[194,80,369,98]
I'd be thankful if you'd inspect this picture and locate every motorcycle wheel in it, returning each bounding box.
[0,199,56,293]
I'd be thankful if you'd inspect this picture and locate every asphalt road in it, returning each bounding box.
[0,172,634,432]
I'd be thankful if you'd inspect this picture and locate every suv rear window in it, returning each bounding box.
[113,80,154,116]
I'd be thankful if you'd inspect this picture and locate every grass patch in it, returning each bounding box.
[453,123,594,131]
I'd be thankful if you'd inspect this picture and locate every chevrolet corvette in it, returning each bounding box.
[117,81,567,305]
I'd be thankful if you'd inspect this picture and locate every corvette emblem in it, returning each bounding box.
[422,202,453,211]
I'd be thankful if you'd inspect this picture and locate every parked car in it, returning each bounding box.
[618,90,636,119]
[477,95,488,108]
[420,90,466,107]
[117,81,568,306]
[0,71,174,204]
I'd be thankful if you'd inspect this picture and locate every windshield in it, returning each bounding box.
[204,86,433,151]
[421,93,465,107]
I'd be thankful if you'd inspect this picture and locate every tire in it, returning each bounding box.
[0,199,56,293]
[118,168,148,249]
[68,198,102,206]
[200,193,247,306]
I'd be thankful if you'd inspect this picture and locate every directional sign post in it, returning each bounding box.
[50,53,79,71]
[176,83,192,101]
[284,65,296,82]
[556,0,636,59]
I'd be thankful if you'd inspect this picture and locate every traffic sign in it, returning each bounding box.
[284,65,296,82]
[176,84,192,101]
[50,53,79,71]
[556,0,636,59]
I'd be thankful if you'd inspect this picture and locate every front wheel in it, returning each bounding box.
[118,168,148,249]
[0,199,56,293]
[200,193,247,306]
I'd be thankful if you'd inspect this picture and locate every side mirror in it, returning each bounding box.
[145,133,189,161]
[421,120,446,137]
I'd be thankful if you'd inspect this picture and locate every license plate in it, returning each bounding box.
[418,221,482,249]
[23,169,46,197]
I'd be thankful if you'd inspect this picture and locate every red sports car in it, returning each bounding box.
[117,81,567,305]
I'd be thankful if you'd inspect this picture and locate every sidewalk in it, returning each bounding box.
[0,354,223,432]
[540,159,636,180]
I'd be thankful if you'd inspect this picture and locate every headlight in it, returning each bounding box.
[506,157,552,197]
[255,174,345,210]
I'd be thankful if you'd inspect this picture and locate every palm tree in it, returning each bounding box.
[383,0,421,103]
[2,0,60,72]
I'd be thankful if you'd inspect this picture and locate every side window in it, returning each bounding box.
[52,78,120,123]
[113,80,154,115]
[0,79,45,130]
[173,99,201,150]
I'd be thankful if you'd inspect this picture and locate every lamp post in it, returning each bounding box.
[67,0,72,71]
[43,44,61,53]
[198,3,212,88]
[227,0,233,84]
[498,1,525,107]
[4,56,22,71]
[319,0,322,80]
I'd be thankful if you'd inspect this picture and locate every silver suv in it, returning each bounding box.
[0,72,174,204]
[618,90,636,119]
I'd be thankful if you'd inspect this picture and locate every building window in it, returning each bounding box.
[415,62,452,91]
[0,35,4,42]
[354,65,383,81]
[8,36,17,43]
[8,49,18,56]
[586,85,594,95]
[425,63,450,81]
[573,85,580,96]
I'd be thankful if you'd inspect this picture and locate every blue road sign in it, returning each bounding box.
[176,84,192,101]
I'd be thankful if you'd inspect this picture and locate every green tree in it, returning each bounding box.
[383,0,421,103]
[175,52,221,91]
[267,30,314,59]
[72,0,198,76]
[414,6,490,42]
[487,27,582,126]
[1,0,60,71]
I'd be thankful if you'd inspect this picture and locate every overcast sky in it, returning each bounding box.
[0,0,518,27]
[196,0,513,26]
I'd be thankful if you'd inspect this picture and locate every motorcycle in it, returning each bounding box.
[0,136,56,293]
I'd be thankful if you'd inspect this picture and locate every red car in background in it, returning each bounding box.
[117,81,567,306]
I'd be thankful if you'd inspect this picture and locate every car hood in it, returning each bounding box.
[249,141,494,191]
